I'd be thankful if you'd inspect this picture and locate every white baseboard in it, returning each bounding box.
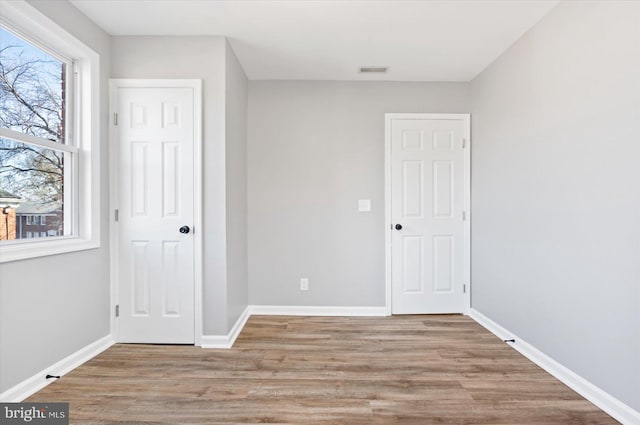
[201,306,251,349]
[0,334,115,402]
[249,305,388,317]
[469,308,640,425]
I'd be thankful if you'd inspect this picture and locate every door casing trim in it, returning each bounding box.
[384,113,471,316]
[109,79,203,345]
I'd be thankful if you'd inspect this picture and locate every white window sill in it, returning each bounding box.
[0,238,100,263]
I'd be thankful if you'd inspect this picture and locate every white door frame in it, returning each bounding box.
[384,113,471,315]
[109,79,203,345]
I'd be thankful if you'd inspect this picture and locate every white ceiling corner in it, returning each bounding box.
[69,0,558,82]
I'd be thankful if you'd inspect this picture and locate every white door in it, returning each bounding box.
[388,115,469,314]
[114,85,197,343]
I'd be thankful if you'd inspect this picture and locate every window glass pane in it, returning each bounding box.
[0,137,65,240]
[0,27,66,143]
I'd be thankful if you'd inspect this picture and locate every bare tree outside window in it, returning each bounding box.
[0,28,67,240]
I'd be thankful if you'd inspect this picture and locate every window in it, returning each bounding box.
[0,1,101,262]
[1,27,71,241]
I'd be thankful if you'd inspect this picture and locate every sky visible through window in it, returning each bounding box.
[0,27,66,240]
[1,28,65,139]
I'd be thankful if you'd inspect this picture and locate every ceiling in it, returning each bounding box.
[69,0,558,82]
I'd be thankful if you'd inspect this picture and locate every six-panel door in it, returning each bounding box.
[391,118,466,314]
[116,87,195,343]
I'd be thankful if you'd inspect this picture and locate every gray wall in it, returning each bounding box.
[471,1,640,410]
[224,41,249,329]
[0,0,111,393]
[248,82,471,306]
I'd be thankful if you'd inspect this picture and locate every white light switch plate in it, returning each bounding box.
[358,199,371,212]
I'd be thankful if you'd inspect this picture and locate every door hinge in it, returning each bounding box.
[115,305,120,318]
[113,113,118,126]
[462,138,466,149]
[463,284,467,294]
[114,209,119,222]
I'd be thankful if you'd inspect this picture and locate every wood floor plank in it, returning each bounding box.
[27,315,619,424]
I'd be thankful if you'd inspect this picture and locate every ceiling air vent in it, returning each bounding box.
[359,66,389,74]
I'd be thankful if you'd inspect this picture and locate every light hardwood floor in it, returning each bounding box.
[28,315,618,424]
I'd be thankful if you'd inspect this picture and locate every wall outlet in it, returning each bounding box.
[300,278,309,291]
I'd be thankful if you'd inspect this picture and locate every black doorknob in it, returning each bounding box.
[179,225,190,234]
[395,224,403,230]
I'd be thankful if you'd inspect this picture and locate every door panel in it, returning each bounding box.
[402,236,424,293]
[391,118,467,314]
[403,161,424,217]
[116,87,195,343]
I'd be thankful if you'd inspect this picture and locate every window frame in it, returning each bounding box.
[0,1,101,262]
